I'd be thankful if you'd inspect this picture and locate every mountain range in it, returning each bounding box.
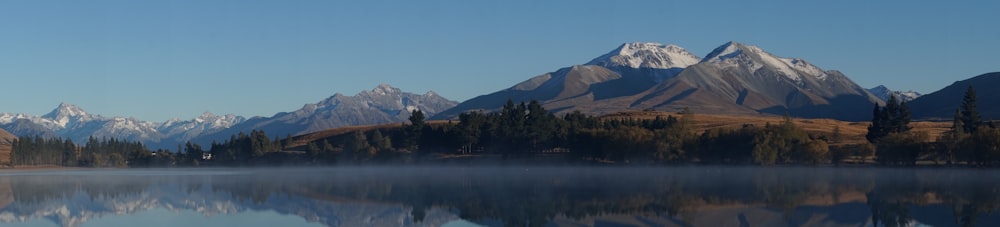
[435,41,882,121]
[0,41,996,148]
[189,84,457,145]
[0,84,456,149]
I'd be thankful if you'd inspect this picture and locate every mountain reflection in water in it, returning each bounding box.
[0,167,998,227]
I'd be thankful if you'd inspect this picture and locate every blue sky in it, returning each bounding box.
[1,1,997,121]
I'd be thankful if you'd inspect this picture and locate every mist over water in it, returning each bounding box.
[0,166,998,227]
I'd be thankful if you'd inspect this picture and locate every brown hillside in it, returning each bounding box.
[292,111,950,148]
[602,111,950,144]
[0,128,15,165]
[286,120,452,149]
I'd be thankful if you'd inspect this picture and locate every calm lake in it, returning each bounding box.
[0,167,998,227]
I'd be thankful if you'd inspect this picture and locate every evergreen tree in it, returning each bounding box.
[942,108,968,165]
[867,104,885,142]
[402,110,425,151]
[370,130,392,152]
[344,131,372,161]
[409,109,426,128]
[898,101,912,132]
[960,85,982,133]
[306,142,321,161]
[524,100,555,152]
[184,142,203,166]
[321,139,335,152]
[867,95,911,142]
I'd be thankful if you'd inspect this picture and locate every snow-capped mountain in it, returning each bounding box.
[437,41,881,121]
[192,84,458,145]
[0,103,244,149]
[434,42,703,119]
[586,42,701,69]
[0,84,455,149]
[702,41,830,82]
[868,85,921,102]
[641,41,881,120]
[158,112,247,142]
[41,102,95,128]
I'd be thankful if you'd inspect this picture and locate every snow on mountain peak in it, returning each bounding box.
[703,41,829,81]
[198,112,217,120]
[868,85,922,102]
[586,42,701,69]
[43,102,90,119]
[703,41,744,61]
[191,112,243,128]
[41,102,95,128]
[365,84,403,96]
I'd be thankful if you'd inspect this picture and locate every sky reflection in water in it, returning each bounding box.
[0,167,998,227]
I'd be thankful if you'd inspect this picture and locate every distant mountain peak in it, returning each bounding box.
[364,83,403,96]
[43,102,89,119]
[868,85,922,102]
[704,41,762,63]
[702,41,829,81]
[40,102,96,127]
[586,42,701,69]
[199,111,216,118]
[703,41,745,61]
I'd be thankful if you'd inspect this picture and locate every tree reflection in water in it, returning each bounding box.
[0,167,999,227]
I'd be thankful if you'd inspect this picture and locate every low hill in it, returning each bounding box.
[909,72,1000,120]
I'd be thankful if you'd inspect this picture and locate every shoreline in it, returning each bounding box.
[0,165,87,171]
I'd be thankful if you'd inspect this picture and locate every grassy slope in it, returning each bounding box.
[290,111,951,148]
[602,111,950,145]
[285,120,452,149]
[0,128,14,165]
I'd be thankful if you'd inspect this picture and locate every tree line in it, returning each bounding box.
[299,100,831,165]
[9,136,168,167]
[6,86,1000,167]
[864,86,1000,166]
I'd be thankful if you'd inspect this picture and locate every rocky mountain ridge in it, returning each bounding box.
[0,84,457,149]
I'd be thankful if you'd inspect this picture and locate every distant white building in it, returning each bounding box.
[202,153,213,160]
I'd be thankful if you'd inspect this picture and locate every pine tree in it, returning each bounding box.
[884,95,901,130]
[867,104,885,143]
[184,142,203,166]
[960,85,982,133]
[944,108,967,165]
[344,131,371,161]
[898,101,912,132]
[402,110,425,151]
[409,109,425,128]
[306,142,321,161]
[525,100,554,151]
[370,130,392,152]
[867,95,911,142]
[321,139,335,152]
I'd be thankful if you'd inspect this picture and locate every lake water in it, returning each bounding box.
[0,167,998,227]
